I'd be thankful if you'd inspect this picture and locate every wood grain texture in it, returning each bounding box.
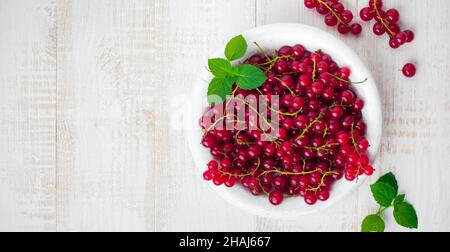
[0,0,57,232]
[0,0,449,231]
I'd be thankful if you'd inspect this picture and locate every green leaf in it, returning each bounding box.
[225,35,248,61]
[393,202,418,229]
[235,64,267,90]
[208,58,232,78]
[207,77,235,105]
[394,194,406,205]
[361,215,385,232]
[229,66,239,75]
[370,182,397,207]
[377,172,398,195]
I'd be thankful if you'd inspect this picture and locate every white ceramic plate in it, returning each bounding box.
[185,23,382,218]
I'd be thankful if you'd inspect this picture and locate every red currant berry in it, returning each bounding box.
[360,7,374,21]
[207,160,219,170]
[324,13,338,26]
[389,37,400,49]
[317,189,330,201]
[203,170,212,181]
[350,23,362,35]
[385,8,400,24]
[269,190,284,205]
[364,165,375,176]
[304,192,318,205]
[394,32,407,45]
[373,22,386,36]
[403,30,415,43]
[369,0,383,10]
[341,10,353,24]
[337,23,350,34]
[213,176,224,186]
[402,63,416,78]
[304,0,317,9]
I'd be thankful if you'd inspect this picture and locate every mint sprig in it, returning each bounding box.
[206,35,267,105]
[361,172,418,232]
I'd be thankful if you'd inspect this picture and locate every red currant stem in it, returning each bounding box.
[259,168,333,178]
[203,114,236,134]
[258,55,292,67]
[328,159,333,168]
[328,103,352,109]
[306,171,339,192]
[323,126,329,138]
[230,85,238,97]
[355,164,363,182]
[256,88,303,116]
[325,72,368,84]
[286,86,297,97]
[312,58,317,81]
[251,158,262,176]
[253,41,272,63]
[272,106,303,117]
[228,97,282,145]
[232,97,275,131]
[350,122,361,156]
[222,86,238,115]
[295,113,323,140]
[277,72,298,76]
[318,0,349,27]
[373,0,396,37]
[258,178,270,196]
[274,77,297,97]
[304,142,340,152]
[218,169,250,178]
[234,130,255,146]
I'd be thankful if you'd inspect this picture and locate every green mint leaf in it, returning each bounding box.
[207,77,234,106]
[208,58,232,78]
[361,214,385,232]
[225,35,248,61]
[235,64,267,90]
[393,201,418,229]
[394,194,406,205]
[370,182,397,207]
[229,66,239,75]
[377,172,398,195]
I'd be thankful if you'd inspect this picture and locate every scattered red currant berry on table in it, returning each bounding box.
[304,0,362,35]
[402,63,416,78]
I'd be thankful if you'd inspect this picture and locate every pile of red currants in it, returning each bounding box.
[200,44,374,206]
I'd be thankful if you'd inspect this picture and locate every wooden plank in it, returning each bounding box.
[0,0,57,231]
[56,0,160,231]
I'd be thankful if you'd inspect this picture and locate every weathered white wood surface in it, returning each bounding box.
[0,0,449,231]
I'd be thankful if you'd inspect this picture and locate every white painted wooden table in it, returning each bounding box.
[1,0,449,232]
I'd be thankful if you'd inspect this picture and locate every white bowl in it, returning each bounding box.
[185,23,382,218]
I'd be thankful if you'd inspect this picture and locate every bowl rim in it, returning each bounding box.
[185,23,383,218]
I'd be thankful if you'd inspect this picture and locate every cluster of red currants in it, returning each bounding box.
[304,0,417,78]
[360,0,417,78]
[304,0,362,35]
[200,44,374,206]
[360,0,414,49]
